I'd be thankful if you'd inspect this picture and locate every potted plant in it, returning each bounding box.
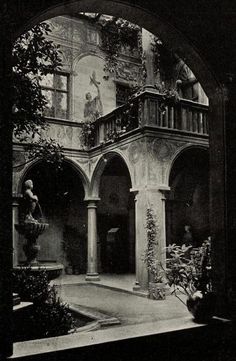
[164,238,215,322]
[143,208,165,300]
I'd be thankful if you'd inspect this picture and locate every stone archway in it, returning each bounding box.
[91,152,135,274]
[18,160,88,273]
[166,147,209,247]
[1,1,235,356]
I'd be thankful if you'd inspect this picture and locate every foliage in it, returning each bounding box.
[26,138,65,170]
[12,22,62,137]
[80,122,96,148]
[12,268,75,340]
[100,17,140,76]
[165,238,212,298]
[151,35,163,76]
[30,286,75,339]
[12,268,50,304]
[143,208,164,283]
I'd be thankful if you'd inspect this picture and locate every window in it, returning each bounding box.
[116,83,132,107]
[41,73,69,120]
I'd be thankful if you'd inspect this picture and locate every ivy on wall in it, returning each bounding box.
[100,17,140,76]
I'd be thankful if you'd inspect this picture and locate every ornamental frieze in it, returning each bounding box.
[49,17,71,40]
[128,141,142,164]
[151,138,185,162]
[115,61,141,82]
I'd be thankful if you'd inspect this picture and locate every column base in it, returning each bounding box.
[133,282,149,297]
[85,273,100,281]
[133,281,141,291]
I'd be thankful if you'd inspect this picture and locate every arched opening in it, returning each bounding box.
[97,155,135,274]
[12,3,220,294]
[0,1,233,358]
[166,147,209,247]
[18,161,87,273]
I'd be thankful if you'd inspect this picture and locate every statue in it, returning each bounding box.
[15,179,48,265]
[173,53,198,100]
[84,71,103,123]
[182,224,193,246]
[24,179,39,222]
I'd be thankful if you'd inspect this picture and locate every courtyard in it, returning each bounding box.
[0,1,236,359]
[13,274,220,359]
[53,274,189,326]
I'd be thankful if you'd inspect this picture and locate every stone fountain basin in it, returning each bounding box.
[14,263,64,280]
[15,222,49,237]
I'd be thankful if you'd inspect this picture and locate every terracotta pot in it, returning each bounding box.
[186,291,216,323]
[148,282,166,300]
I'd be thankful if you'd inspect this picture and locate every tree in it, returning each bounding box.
[12,22,62,138]
[12,22,65,169]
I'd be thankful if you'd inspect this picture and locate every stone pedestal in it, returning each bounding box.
[15,222,49,265]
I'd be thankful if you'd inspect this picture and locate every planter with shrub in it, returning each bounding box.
[12,268,75,341]
[164,238,215,322]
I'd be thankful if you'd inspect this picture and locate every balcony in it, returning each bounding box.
[88,89,208,148]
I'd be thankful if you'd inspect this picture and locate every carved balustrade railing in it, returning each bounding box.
[89,90,208,147]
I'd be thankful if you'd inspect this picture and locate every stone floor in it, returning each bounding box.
[53,274,189,327]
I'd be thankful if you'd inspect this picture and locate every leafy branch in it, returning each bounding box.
[13,138,65,171]
[100,17,140,76]
[12,22,62,138]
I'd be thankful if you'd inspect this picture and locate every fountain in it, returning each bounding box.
[15,179,63,279]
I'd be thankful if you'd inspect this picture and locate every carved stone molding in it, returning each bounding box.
[49,17,71,40]
[76,158,89,165]
[151,138,184,162]
[13,151,26,172]
[115,60,141,82]
[128,141,142,164]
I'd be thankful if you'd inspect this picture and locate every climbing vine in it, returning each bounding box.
[100,17,140,76]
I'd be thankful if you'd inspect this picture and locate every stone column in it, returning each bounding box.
[159,186,170,265]
[12,193,22,267]
[132,190,149,294]
[85,199,100,281]
[132,186,169,294]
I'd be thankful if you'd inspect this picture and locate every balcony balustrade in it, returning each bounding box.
[87,89,209,148]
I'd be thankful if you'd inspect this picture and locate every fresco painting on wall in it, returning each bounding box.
[84,71,103,122]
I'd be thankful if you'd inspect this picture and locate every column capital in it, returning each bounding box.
[158,185,171,199]
[130,185,170,193]
[130,188,139,195]
[84,197,100,202]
